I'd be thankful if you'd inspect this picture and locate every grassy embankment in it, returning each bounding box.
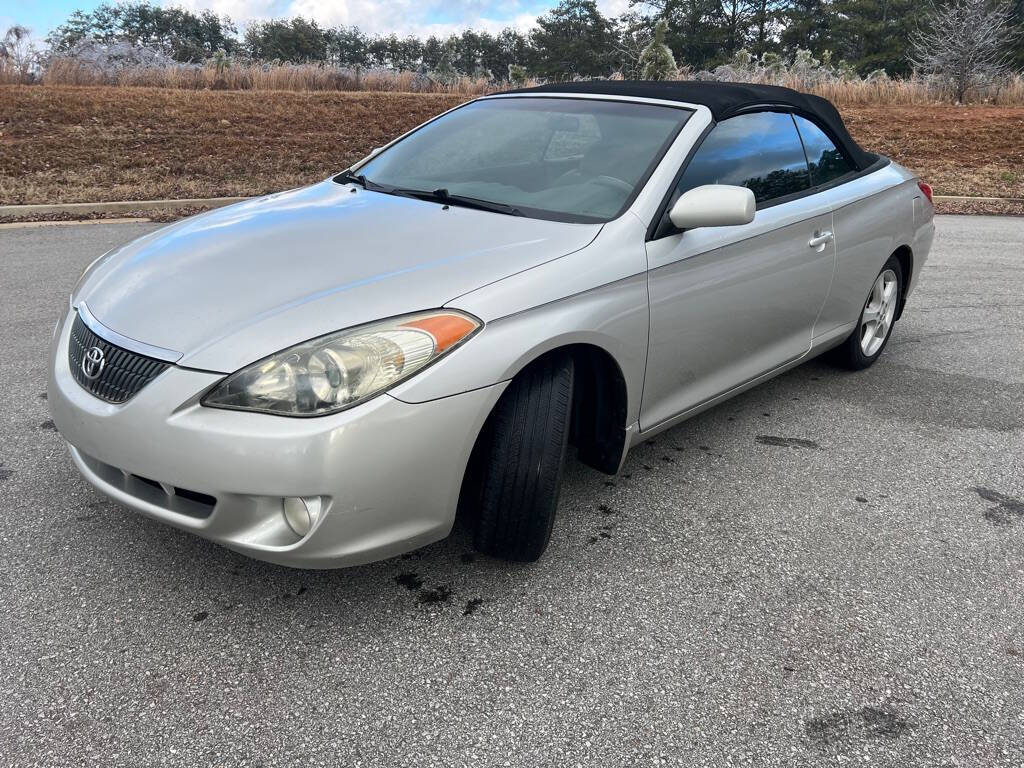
[2,86,1022,219]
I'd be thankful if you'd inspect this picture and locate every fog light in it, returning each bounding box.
[282,496,321,537]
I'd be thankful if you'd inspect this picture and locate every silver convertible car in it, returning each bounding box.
[49,81,935,568]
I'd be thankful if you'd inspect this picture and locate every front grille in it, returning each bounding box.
[68,313,170,403]
[127,473,216,518]
[77,450,217,520]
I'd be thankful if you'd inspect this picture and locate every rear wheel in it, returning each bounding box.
[464,355,574,562]
[831,256,903,370]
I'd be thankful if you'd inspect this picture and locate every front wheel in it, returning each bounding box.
[464,355,574,562]
[831,256,903,370]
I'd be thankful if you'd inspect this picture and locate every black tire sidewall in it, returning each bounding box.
[470,355,574,561]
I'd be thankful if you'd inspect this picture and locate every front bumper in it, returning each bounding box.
[49,309,505,568]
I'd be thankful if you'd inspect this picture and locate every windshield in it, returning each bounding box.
[350,97,692,223]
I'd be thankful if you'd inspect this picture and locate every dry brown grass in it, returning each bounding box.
[2,85,1022,206]
[35,58,1024,105]
[42,58,494,95]
[0,66,25,85]
[715,72,1024,106]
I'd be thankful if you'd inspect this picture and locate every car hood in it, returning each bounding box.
[75,180,601,372]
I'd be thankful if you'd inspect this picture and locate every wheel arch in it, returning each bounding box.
[465,342,630,481]
[509,343,629,475]
[563,343,630,474]
[892,244,913,320]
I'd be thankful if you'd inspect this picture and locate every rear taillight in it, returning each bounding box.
[917,181,933,205]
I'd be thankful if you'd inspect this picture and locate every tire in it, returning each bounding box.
[465,354,574,562]
[830,255,904,371]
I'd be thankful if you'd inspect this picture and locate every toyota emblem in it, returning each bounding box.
[81,346,106,380]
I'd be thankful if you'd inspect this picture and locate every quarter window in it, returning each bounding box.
[793,115,854,186]
[674,112,811,205]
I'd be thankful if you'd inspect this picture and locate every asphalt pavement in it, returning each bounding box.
[1,215,1022,766]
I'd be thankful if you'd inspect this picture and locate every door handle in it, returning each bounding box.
[808,230,834,250]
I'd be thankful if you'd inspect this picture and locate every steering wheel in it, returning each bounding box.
[593,175,634,194]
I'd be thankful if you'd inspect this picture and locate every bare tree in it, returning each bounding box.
[1,25,39,82]
[611,11,654,78]
[910,0,1015,102]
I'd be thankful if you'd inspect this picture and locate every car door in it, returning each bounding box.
[790,113,907,337]
[640,111,836,431]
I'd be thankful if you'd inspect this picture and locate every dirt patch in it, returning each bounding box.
[842,105,1024,199]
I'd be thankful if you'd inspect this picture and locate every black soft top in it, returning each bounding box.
[504,80,875,171]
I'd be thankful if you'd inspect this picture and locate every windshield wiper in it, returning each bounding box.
[334,169,366,186]
[334,169,388,191]
[389,187,523,217]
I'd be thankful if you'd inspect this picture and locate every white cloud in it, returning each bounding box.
[284,0,408,32]
[160,0,638,37]
[284,0,549,36]
[163,0,532,35]
[168,0,285,25]
[597,0,631,17]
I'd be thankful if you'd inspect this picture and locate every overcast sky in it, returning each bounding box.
[7,0,633,41]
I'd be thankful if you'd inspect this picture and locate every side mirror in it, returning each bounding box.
[668,184,755,230]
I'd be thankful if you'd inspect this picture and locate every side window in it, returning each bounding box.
[675,112,811,205]
[793,115,854,186]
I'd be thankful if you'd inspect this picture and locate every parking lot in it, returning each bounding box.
[1,215,1022,766]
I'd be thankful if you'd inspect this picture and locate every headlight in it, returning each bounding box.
[201,310,481,416]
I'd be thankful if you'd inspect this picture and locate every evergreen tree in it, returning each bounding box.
[780,0,837,60]
[431,38,459,84]
[831,0,920,76]
[37,0,1024,85]
[747,0,785,57]
[488,29,532,81]
[47,2,236,61]
[326,26,369,67]
[639,20,680,78]
[244,17,328,63]
[531,0,617,79]
[421,35,445,70]
[638,0,724,70]
[719,0,753,57]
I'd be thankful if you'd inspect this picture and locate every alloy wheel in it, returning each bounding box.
[860,268,899,357]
